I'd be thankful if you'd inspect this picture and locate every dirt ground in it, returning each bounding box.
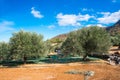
[0,46,120,80]
[0,62,120,80]
[109,46,120,54]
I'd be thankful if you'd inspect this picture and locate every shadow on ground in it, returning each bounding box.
[0,55,101,68]
[39,55,101,64]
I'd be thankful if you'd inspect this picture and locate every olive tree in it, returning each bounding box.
[9,30,47,63]
[78,26,111,60]
[0,42,10,61]
[30,32,47,58]
[61,31,82,57]
[61,26,111,60]
[111,34,120,46]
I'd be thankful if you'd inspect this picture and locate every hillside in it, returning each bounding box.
[50,20,120,41]
[49,34,68,43]
[51,34,68,40]
[106,20,120,35]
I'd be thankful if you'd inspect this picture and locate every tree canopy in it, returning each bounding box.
[61,26,111,60]
[0,42,10,61]
[9,30,47,62]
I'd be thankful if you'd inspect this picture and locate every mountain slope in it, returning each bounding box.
[49,34,68,43]
[106,20,120,35]
[51,34,68,40]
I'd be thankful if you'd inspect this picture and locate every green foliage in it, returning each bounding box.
[9,30,47,61]
[61,26,111,60]
[61,31,82,56]
[78,26,111,53]
[0,42,10,61]
[45,40,54,53]
[111,34,120,46]
[50,38,63,43]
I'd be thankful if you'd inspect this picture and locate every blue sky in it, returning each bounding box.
[0,0,120,42]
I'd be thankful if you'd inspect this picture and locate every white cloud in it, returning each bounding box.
[100,12,111,16]
[0,21,14,32]
[96,24,106,27]
[86,24,106,27]
[97,10,120,24]
[31,7,43,18]
[48,25,55,29]
[56,13,94,26]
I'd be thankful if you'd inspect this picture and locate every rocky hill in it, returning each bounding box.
[106,20,120,35]
[49,34,68,43]
[51,34,68,40]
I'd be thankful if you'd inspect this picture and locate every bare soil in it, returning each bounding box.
[109,46,120,54]
[0,62,120,80]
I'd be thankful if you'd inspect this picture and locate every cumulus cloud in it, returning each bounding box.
[97,10,120,24]
[86,24,106,27]
[56,13,94,26]
[0,21,14,32]
[31,7,43,18]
